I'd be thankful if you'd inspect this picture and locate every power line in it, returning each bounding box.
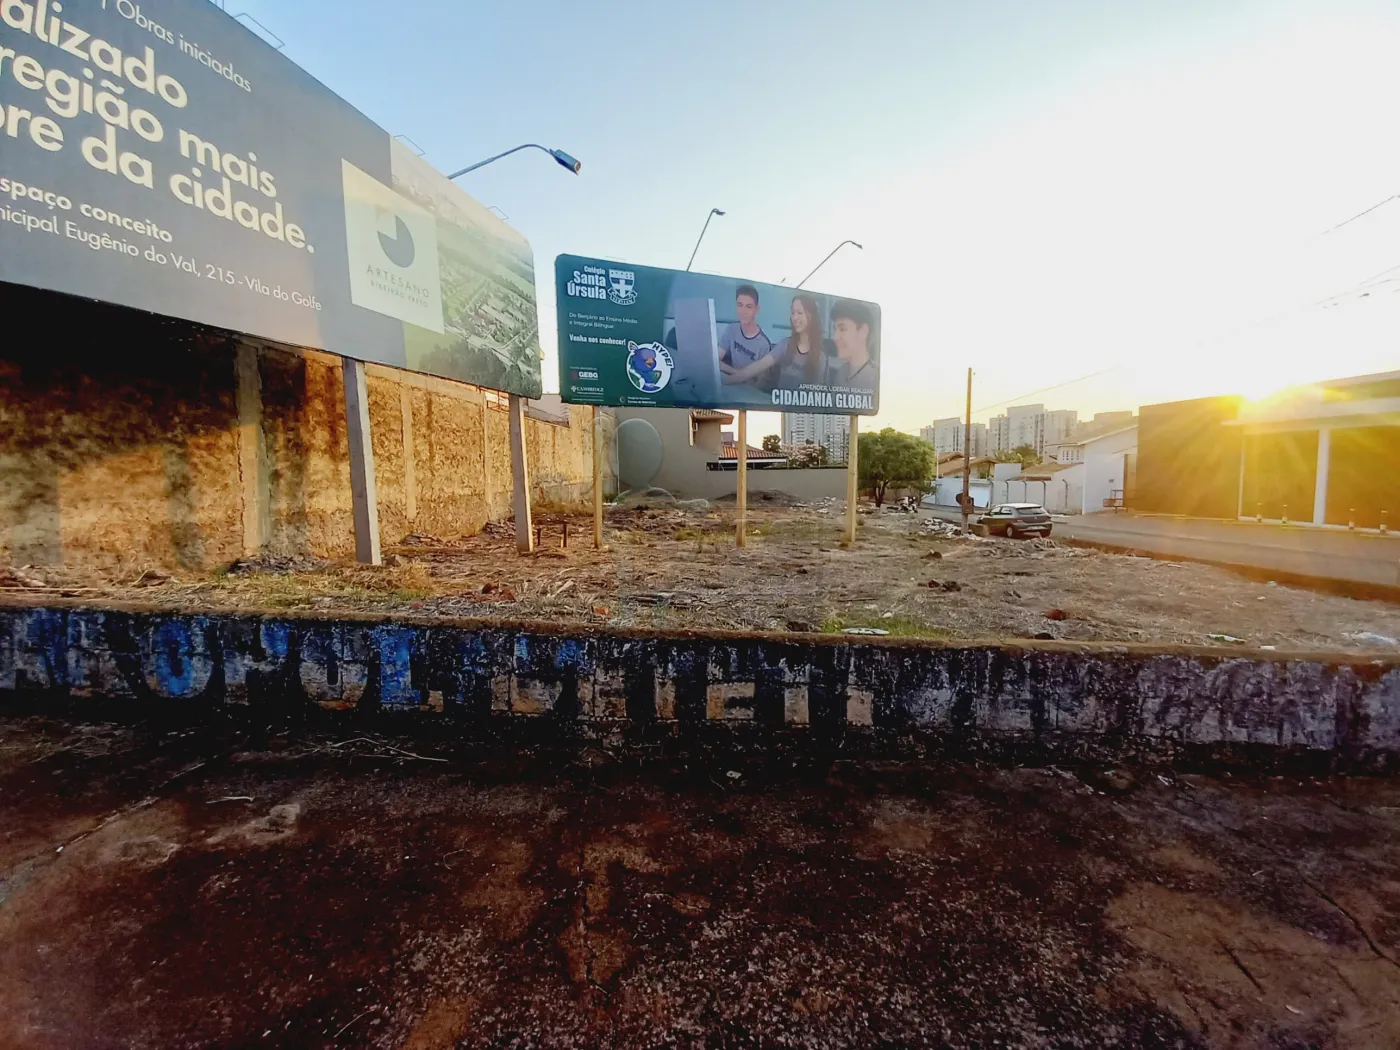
[972,367,1119,417]
[1314,260,1400,308]
[1316,194,1400,238]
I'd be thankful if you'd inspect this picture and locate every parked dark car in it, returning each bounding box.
[977,503,1053,538]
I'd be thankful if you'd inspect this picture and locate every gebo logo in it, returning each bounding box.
[625,341,672,394]
[608,269,637,305]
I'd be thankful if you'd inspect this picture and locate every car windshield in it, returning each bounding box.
[1013,507,1047,517]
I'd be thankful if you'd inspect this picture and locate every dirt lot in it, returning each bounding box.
[5,499,1400,653]
[3,715,1400,1049]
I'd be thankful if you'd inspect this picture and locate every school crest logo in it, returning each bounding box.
[608,268,637,306]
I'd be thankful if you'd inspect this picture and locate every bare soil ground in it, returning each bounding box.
[3,715,1400,1048]
[5,500,1400,653]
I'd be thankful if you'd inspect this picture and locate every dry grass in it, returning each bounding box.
[6,502,1400,652]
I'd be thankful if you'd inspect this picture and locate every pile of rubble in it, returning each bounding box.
[920,517,977,539]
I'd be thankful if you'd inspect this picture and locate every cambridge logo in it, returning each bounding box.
[625,341,672,394]
[608,268,637,305]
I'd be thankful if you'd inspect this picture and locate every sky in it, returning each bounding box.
[226,0,1400,438]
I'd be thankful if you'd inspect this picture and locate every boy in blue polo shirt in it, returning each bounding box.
[716,284,773,377]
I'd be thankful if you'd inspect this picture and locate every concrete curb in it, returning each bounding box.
[1060,538,1400,604]
[3,599,1399,770]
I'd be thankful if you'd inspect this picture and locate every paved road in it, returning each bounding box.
[4,716,1400,1048]
[924,505,1400,589]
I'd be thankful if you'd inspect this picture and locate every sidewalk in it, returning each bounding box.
[922,504,1400,591]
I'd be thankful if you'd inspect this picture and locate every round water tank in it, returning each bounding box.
[616,417,664,491]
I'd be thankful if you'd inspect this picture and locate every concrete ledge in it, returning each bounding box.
[1061,537,1400,604]
[2,599,1399,770]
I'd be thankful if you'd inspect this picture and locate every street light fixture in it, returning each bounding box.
[686,208,726,271]
[796,239,863,288]
[447,144,582,180]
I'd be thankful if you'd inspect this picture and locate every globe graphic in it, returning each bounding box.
[625,344,672,394]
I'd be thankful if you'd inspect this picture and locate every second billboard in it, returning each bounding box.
[556,255,880,414]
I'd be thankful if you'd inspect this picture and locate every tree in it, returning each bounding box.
[781,442,829,468]
[995,445,1041,469]
[761,434,782,454]
[858,429,938,507]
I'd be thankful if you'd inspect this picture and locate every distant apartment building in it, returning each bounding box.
[988,404,1044,454]
[987,404,1079,456]
[1043,409,1078,448]
[922,417,988,457]
[782,412,850,462]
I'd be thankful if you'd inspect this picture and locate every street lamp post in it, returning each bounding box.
[446,144,581,180]
[796,239,863,288]
[686,208,726,271]
[791,238,865,545]
[442,141,580,556]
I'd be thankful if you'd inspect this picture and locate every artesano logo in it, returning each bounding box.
[341,161,443,332]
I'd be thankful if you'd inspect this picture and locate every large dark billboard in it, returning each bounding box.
[555,254,880,414]
[0,0,543,397]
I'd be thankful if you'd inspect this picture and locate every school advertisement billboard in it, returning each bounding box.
[555,255,880,414]
[0,0,542,397]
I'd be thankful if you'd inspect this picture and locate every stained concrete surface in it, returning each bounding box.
[2,718,1400,1049]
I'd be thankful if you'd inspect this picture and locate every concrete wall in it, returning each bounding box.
[0,288,605,570]
[615,407,845,502]
[1083,428,1138,514]
[1006,468,1083,515]
[4,600,1399,769]
[931,477,991,509]
[1134,396,1243,518]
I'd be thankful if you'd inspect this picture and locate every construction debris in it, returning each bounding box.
[12,506,1400,653]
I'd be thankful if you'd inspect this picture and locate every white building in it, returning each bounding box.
[988,404,1045,454]
[988,404,1080,456]
[921,417,988,457]
[782,413,850,462]
[1043,409,1078,449]
[1072,424,1138,513]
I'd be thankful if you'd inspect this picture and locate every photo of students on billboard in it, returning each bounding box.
[556,255,880,414]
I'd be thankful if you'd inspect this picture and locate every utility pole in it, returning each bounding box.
[961,368,973,535]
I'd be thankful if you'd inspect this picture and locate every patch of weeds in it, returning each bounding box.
[767,520,835,543]
[820,611,953,639]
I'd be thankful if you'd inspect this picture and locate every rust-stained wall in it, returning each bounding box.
[0,287,603,570]
[5,600,1400,771]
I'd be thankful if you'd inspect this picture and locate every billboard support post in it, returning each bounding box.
[509,394,535,554]
[342,358,382,565]
[962,368,973,536]
[592,406,604,549]
[844,414,860,546]
[736,411,749,547]
[235,344,268,557]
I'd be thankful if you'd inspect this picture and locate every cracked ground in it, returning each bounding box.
[2,717,1400,1048]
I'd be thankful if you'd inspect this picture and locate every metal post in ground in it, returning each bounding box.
[508,394,534,555]
[961,368,973,535]
[736,410,748,547]
[342,357,381,565]
[844,415,859,545]
[592,406,604,549]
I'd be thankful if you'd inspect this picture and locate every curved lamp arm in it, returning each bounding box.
[447,144,581,180]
